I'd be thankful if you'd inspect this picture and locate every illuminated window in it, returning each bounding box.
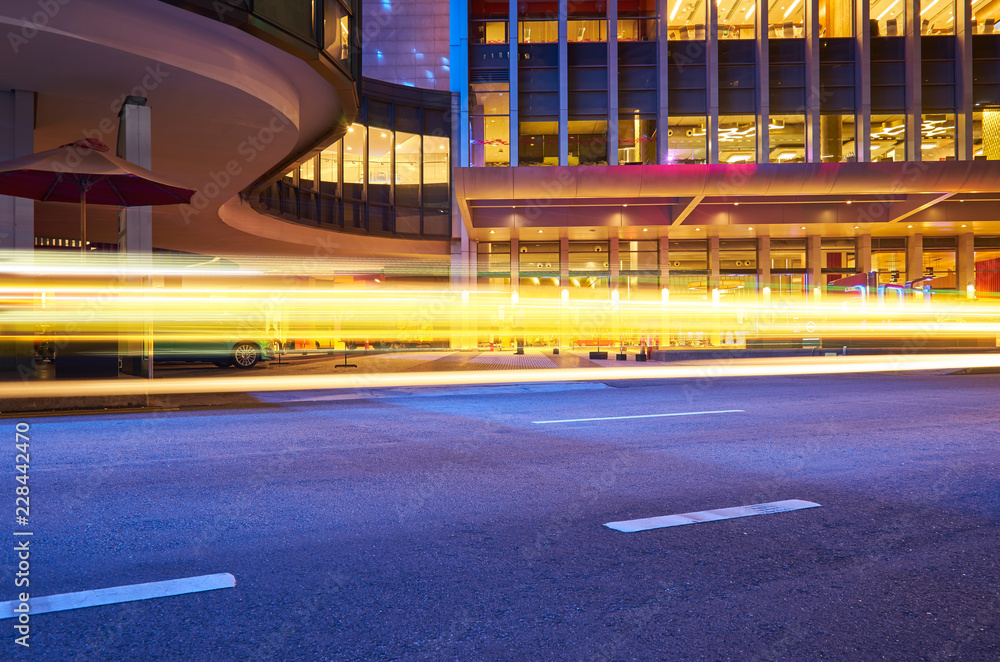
[298,158,315,189]
[473,21,509,43]
[666,0,706,40]
[819,0,854,37]
[368,127,392,204]
[619,115,657,164]
[668,116,707,164]
[568,20,607,42]
[423,134,450,209]
[719,0,757,39]
[921,0,955,35]
[973,109,1000,160]
[395,131,420,207]
[617,19,657,41]
[343,124,365,200]
[870,114,906,161]
[519,121,559,166]
[320,143,339,185]
[921,114,956,161]
[519,20,558,43]
[820,115,857,162]
[470,82,511,167]
[975,0,1000,32]
[569,119,608,165]
[768,115,805,163]
[770,0,804,38]
[719,115,757,163]
[871,0,905,36]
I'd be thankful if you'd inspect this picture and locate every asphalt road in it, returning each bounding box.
[3,372,999,661]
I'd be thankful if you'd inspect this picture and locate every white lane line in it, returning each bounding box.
[533,409,744,424]
[605,499,821,533]
[0,573,235,619]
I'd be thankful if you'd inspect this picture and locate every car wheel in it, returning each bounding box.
[231,342,260,369]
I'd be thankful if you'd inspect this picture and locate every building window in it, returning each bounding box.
[770,0,804,38]
[668,239,708,272]
[822,238,856,284]
[568,20,607,42]
[396,131,420,207]
[973,108,1000,159]
[768,115,805,163]
[519,20,558,43]
[666,0,706,40]
[343,124,365,200]
[473,21,509,43]
[922,113,956,161]
[423,134,449,209]
[921,0,955,35]
[819,0,854,37]
[368,127,392,205]
[870,114,906,161]
[569,119,608,165]
[618,19,657,41]
[619,115,657,164]
[872,237,907,283]
[871,0,905,36]
[923,248,956,287]
[319,143,339,195]
[719,0,756,40]
[668,116,707,163]
[298,158,315,190]
[719,115,757,163]
[820,114,857,162]
[974,247,1000,294]
[519,121,559,166]
[976,3,1000,33]
[470,82,511,167]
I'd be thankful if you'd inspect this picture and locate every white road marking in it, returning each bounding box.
[533,409,744,424]
[0,573,235,619]
[605,499,821,532]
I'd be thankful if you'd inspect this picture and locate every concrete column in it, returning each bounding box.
[451,0,471,166]
[656,0,670,164]
[708,234,720,290]
[510,236,520,292]
[756,0,770,162]
[658,235,669,287]
[856,0,871,162]
[509,0,519,166]
[906,232,923,282]
[857,233,872,272]
[707,0,720,164]
[0,90,34,250]
[806,234,822,290]
[558,0,568,165]
[608,0,619,165]
[117,98,154,378]
[905,0,921,161]
[609,235,620,290]
[956,0,974,161]
[956,232,975,294]
[756,234,771,291]
[804,0,821,163]
[559,236,569,286]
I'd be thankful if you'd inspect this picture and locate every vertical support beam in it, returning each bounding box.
[956,0,974,161]
[905,0,921,161]
[708,234,720,290]
[656,0,670,164]
[117,98,154,379]
[707,0,720,164]
[558,0,569,165]
[956,232,975,294]
[906,232,923,282]
[608,0,619,166]
[806,234,822,290]
[857,233,872,272]
[757,234,771,291]
[804,0,822,163]
[510,236,520,293]
[856,0,872,162]
[559,236,569,286]
[509,0,519,166]
[609,235,620,290]
[756,0,770,163]
[0,90,34,251]
[659,235,669,287]
[450,0,471,166]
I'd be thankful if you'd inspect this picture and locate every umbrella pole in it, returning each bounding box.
[80,187,87,253]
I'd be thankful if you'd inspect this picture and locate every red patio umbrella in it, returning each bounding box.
[0,138,197,251]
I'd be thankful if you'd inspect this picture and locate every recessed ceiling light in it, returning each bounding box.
[695,228,701,231]
[907,225,913,228]
[800,226,806,230]
[623,204,628,208]
[854,226,860,229]
[846,200,853,205]
[489,230,495,234]
[734,202,740,206]
[748,227,753,231]
[961,224,967,228]
[642,228,648,232]
[538,230,543,233]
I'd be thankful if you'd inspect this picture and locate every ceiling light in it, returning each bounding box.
[748,227,753,231]
[538,230,543,233]
[846,200,853,205]
[961,224,967,228]
[907,225,913,228]
[854,226,860,229]
[695,228,701,231]
[380,132,387,138]
[489,230,495,234]
[784,0,801,19]
[642,228,648,232]
[800,226,806,230]
[734,202,739,206]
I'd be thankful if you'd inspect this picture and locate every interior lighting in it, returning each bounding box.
[783,0,801,19]
[877,0,900,21]
[920,0,939,16]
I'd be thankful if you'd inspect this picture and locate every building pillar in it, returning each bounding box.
[451,0,471,166]
[658,235,669,288]
[904,0,921,161]
[559,236,569,286]
[508,0,519,166]
[756,234,770,292]
[707,0,720,164]
[956,232,975,295]
[906,232,923,282]
[655,0,670,164]
[558,0,568,165]
[0,90,34,250]
[805,234,822,290]
[608,0,619,166]
[756,0,770,162]
[510,236,520,293]
[708,234,720,290]
[117,97,154,378]
[857,234,872,273]
[609,235,620,290]
[804,0,821,163]
[956,0,974,161]
[856,0,872,162]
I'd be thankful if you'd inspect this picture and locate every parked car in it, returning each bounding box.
[153,334,277,369]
